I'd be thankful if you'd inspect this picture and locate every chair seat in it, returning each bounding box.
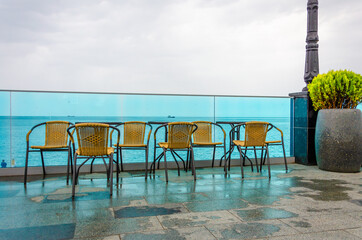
[114,143,147,148]
[76,147,114,156]
[158,142,168,149]
[233,140,246,147]
[158,142,191,149]
[265,140,282,144]
[193,142,222,146]
[233,140,266,147]
[31,145,69,150]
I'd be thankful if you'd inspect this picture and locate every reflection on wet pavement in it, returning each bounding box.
[0,164,361,239]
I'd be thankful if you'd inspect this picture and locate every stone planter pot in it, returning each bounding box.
[315,109,362,172]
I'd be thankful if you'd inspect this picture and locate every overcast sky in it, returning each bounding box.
[0,0,361,96]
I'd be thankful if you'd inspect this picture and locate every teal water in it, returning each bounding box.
[0,116,290,167]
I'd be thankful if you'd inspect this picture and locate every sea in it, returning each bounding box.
[0,116,291,168]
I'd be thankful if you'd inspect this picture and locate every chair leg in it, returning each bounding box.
[282,142,288,172]
[90,157,96,174]
[145,147,148,179]
[163,148,168,182]
[116,148,120,184]
[237,146,244,179]
[170,150,180,176]
[191,148,196,181]
[253,147,259,173]
[40,150,46,178]
[259,148,264,172]
[185,149,189,172]
[119,148,124,172]
[72,153,78,198]
[24,148,29,185]
[187,149,192,172]
[220,145,227,167]
[266,146,271,179]
[109,153,114,196]
[153,145,157,174]
[211,146,216,168]
[66,148,71,185]
[228,146,234,171]
[101,157,109,182]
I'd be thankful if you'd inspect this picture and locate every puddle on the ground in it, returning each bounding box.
[114,206,182,218]
[218,222,281,239]
[276,177,353,201]
[289,220,312,228]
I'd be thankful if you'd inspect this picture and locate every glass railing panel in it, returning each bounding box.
[4,91,295,168]
[0,91,11,168]
[120,94,215,163]
[215,96,291,160]
[10,91,122,167]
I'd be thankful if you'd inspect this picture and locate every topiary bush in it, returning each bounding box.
[308,70,362,111]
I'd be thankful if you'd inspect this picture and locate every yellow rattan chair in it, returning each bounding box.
[229,121,272,179]
[67,123,120,198]
[24,121,73,185]
[192,121,226,168]
[110,121,152,182]
[261,124,288,172]
[157,122,198,182]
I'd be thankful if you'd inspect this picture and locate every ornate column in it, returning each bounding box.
[289,0,319,165]
[303,0,319,91]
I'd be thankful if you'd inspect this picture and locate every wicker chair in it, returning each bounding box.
[24,121,73,185]
[157,122,198,182]
[229,121,272,179]
[191,121,226,168]
[261,124,288,172]
[67,123,120,197]
[110,121,152,181]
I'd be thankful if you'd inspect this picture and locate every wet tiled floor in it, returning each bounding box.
[0,164,361,239]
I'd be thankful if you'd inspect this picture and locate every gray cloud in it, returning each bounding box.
[0,0,361,96]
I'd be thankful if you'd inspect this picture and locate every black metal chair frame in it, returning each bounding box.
[153,123,198,182]
[24,122,74,185]
[67,125,120,198]
[226,123,272,178]
[218,122,255,172]
[150,123,192,174]
[110,122,152,182]
[191,122,227,169]
[259,123,288,172]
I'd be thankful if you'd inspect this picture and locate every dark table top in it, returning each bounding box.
[148,121,169,125]
[216,121,245,125]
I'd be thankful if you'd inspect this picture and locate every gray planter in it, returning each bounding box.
[315,109,362,173]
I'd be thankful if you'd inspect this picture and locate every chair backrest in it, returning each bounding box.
[75,123,110,156]
[192,121,212,143]
[45,121,71,146]
[123,121,146,145]
[167,122,196,149]
[244,121,269,147]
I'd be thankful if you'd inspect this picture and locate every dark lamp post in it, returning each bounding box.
[289,0,319,165]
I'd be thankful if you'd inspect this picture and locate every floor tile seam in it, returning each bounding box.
[155,215,166,230]
[181,202,191,213]
[226,209,244,223]
[274,218,304,234]
[201,225,218,240]
[342,228,362,239]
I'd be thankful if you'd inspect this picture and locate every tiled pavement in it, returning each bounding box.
[0,164,361,239]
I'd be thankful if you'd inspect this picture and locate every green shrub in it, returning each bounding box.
[308,70,362,111]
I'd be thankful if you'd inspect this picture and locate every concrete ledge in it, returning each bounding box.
[0,157,294,177]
